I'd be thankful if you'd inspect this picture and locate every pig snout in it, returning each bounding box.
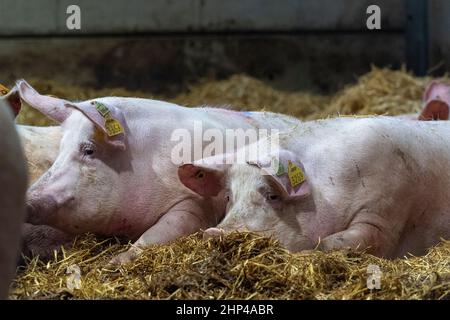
[203,227,226,240]
[26,195,59,225]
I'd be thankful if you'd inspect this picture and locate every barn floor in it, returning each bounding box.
[11,67,450,299]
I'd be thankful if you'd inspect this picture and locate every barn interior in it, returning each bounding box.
[1,0,449,300]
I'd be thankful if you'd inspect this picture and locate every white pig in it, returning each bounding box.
[180,117,450,258]
[15,80,299,264]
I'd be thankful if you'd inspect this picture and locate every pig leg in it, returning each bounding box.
[318,222,391,257]
[109,201,208,265]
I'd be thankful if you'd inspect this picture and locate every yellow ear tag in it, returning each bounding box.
[287,160,306,188]
[0,84,10,96]
[105,118,124,137]
[93,101,124,137]
[94,101,111,118]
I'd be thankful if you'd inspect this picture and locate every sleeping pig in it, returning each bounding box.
[180,116,450,258]
[14,80,300,264]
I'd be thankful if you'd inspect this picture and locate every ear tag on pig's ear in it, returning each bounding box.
[104,118,124,136]
[93,101,124,137]
[94,101,110,117]
[0,83,9,96]
[271,157,285,176]
[287,160,306,188]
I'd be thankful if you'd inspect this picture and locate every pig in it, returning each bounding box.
[4,79,446,186]
[0,100,27,299]
[419,81,450,120]
[16,80,300,264]
[180,116,450,259]
[382,81,449,121]
[2,80,447,186]
[3,78,446,262]
[396,81,450,121]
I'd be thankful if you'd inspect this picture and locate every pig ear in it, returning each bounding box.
[0,84,21,117]
[419,101,449,120]
[252,149,310,198]
[178,163,226,197]
[17,79,71,123]
[66,101,126,150]
[423,81,450,101]
[420,81,450,120]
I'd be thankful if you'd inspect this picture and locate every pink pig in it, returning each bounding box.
[16,80,299,264]
[0,100,27,298]
[419,81,450,120]
[181,117,450,259]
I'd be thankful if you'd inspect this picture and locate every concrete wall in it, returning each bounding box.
[429,0,450,74]
[0,34,405,95]
[0,0,447,94]
[0,0,405,35]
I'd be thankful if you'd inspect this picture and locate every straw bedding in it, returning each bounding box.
[10,67,450,299]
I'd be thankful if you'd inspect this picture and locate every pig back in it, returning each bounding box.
[291,117,450,256]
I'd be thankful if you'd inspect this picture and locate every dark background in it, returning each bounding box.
[0,0,448,95]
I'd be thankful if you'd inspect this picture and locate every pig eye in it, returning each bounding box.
[81,143,95,156]
[265,193,280,202]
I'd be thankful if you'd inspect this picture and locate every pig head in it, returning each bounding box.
[19,80,135,236]
[19,80,226,258]
[178,145,320,251]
